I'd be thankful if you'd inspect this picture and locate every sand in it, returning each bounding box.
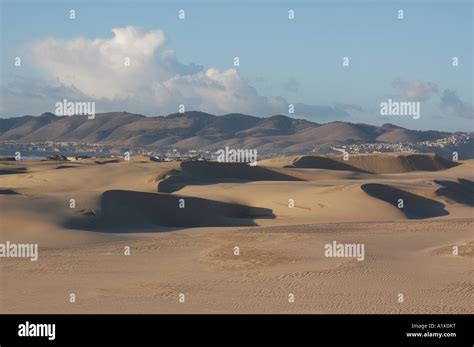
[0,154,472,313]
[258,153,459,174]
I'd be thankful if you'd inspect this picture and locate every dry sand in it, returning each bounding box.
[0,154,472,313]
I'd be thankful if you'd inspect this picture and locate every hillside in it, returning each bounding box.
[0,112,455,154]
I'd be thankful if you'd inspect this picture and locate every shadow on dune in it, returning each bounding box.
[435,179,474,206]
[180,161,303,180]
[0,189,20,195]
[158,176,259,193]
[158,161,304,193]
[268,154,459,174]
[0,167,27,175]
[361,183,449,219]
[65,189,275,232]
[94,159,122,165]
[286,156,372,173]
[396,154,459,171]
[56,165,80,169]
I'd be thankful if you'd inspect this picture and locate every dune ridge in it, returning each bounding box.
[158,161,303,193]
[66,189,275,231]
[259,153,459,174]
[360,183,449,219]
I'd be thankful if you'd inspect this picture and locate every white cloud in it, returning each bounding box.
[25,26,291,116]
[9,26,352,119]
[30,26,167,100]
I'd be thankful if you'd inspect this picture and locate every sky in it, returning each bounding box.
[0,0,472,131]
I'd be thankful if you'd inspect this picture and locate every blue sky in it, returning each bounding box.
[0,0,472,131]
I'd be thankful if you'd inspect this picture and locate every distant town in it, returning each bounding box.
[327,133,472,158]
[0,132,471,161]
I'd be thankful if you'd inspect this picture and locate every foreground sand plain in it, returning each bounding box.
[0,154,472,313]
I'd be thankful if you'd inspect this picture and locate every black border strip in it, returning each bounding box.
[0,314,472,346]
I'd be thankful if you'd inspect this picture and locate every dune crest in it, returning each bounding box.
[66,189,275,231]
[259,153,459,174]
[158,161,303,193]
[360,183,449,219]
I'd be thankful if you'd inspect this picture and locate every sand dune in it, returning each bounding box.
[262,155,371,173]
[180,161,302,181]
[0,166,27,175]
[434,179,474,206]
[0,155,471,231]
[259,153,459,174]
[360,183,449,219]
[0,189,19,195]
[67,189,274,230]
[55,164,80,169]
[0,188,19,194]
[94,159,122,165]
[0,154,473,313]
[158,161,303,193]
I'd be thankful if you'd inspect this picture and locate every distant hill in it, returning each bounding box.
[0,111,459,154]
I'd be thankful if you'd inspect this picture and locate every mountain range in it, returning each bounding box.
[0,111,461,154]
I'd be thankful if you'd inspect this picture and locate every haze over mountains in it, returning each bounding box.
[0,111,463,154]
